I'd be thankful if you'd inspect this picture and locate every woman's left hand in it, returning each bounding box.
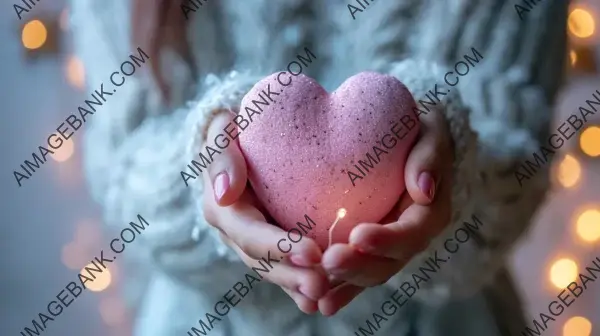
[318,110,455,316]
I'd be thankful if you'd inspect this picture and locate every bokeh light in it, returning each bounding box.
[569,50,577,66]
[51,138,75,162]
[22,20,47,50]
[99,297,127,326]
[557,154,581,188]
[563,316,592,336]
[550,258,578,289]
[568,8,595,39]
[580,126,600,157]
[65,55,86,90]
[81,263,112,292]
[576,208,600,243]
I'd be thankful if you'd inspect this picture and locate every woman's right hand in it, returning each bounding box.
[201,112,330,314]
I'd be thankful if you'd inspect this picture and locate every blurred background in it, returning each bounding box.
[1,1,599,335]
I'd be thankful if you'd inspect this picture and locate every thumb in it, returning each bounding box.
[404,129,443,206]
[204,111,248,206]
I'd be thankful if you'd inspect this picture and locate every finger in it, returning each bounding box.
[350,203,445,260]
[205,112,248,206]
[224,236,329,301]
[404,113,449,205]
[397,191,414,214]
[322,244,404,287]
[266,262,330,301]
[213,198,322,264]
[282,287,318,314]
[318,283,365,316]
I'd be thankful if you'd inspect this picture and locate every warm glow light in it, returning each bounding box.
[569,50,577,66]
[65,55,86,90]
[557,154,581,188]
[568,8,596,38]
[580,126,600,157]
[22,20,47,50]
[99,297,127,326]
[329,208,348,248]
[550,258,578,289]
[81,263,112,292]
[576,209,600,243]
[51,138,75,162]
[563,316,592,336]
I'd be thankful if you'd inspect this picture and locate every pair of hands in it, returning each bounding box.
[202,109,454,316]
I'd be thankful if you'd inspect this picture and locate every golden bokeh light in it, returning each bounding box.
[557,154,581,188]
[51,138,75,162]
[569,50,577,66]
[22,20,47,50]
[580,126,600,157]
[576,208,600,243]
[81,263,112,292]
[568,8,596,38]
[563,316,592,336]
[65,55,86,90]
[99,297,127,326]
[549,258,578,289]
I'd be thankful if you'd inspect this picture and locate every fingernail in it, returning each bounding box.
[214,172,230,201]
[417,171,435,201]
[290,254,315,267]
[298,285,316,300]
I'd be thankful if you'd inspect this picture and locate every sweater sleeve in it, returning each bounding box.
[86,72,266,287]
[70,0,266,287]
[382,1,567,303]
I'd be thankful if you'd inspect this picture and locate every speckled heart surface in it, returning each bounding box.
[239,72,419,251]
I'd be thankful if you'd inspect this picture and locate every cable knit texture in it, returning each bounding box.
[71,0,567,335]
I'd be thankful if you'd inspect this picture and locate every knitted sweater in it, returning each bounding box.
[70,0,567,335]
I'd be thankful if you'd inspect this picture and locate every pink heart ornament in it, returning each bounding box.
[239,72,419,251]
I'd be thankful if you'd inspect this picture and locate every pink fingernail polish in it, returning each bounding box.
[290,254,314,267]
[299,285,317,300]
[418,172,435,201]
[214,173,230,202]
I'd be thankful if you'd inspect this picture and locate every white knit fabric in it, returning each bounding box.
[70,0,566,335]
